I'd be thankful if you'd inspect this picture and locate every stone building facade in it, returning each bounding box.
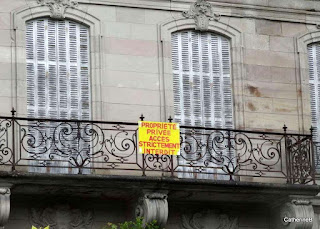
[0,0,319,228]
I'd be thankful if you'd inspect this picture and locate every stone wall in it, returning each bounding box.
[0,0,318,134]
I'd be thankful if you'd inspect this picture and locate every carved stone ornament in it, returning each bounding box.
[182,0,221,31]
[135,192,168,228]
[181,210,238,229]
[37,0,78,19]
[0,188,10,227]
[279,199,314,229]
[30,204,93,229]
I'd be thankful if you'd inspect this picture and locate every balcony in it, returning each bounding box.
[0,114,315,185]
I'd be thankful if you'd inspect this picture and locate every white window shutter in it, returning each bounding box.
[26,18,91,173]
[172,31,233,129]
[27,18,91,120]
[172,31,234,179]
[308,43,320,169]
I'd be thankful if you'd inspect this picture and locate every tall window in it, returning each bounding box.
[172,31,233,128]
[307,43,320,169]
[26,18,90,120]
[26,18,91,173]
[171,30,233,179]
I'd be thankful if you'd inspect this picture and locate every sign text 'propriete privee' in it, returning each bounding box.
[138,121,180,155]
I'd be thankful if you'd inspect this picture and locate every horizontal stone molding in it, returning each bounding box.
[76,0,320,25]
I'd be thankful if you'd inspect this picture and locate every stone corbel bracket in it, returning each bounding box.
[0,188,10,227]
[280,199,314,229]
[182,0,221,31]
[37,0,79,19]
[135,192,168,228]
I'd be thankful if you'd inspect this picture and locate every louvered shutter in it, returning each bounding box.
[172,31,234,179]
[307,43,320,169]
[26,18,91,173]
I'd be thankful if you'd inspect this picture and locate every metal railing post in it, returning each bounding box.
[226,129,233,181]
[140,114,146,176]
[168,116,174,177]
[283,124,291,184]
[310,126,316,185]
[11,108,16,171]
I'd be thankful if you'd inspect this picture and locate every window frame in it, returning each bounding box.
[12,3,102,120]
[296,29,320,172]
[25,17,91,121]
[159,16,243,129]
[171,30,233,129]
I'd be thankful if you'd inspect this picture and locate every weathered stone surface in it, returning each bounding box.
[245,97,272,112]
[245,65,272,82]
[245,81,297,99]
[105,54,158,73]
[103,103,160,122]
[272,98,298,114]
[245,34,269,50]
[270,67,296,83]
[281,22,308,37]
[131,24,157,41]
[270,36,294,53]
[87,5,116,22]
[104,38,158,57]
[145,10,173,24]
[0,12,10,29]
[256,19,282,36]
[103,22,131,39]
[102,86,160,106]
[229,18,256,34]
[244,49,295,68]
[102,70,159,90]
[244,112,299,131]
[116,7,145,24]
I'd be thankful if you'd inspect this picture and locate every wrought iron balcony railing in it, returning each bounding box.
[0,114,315,185]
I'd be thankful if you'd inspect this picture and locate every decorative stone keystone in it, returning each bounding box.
[37,0,78,19]
[135,192,168,228]
[0,188,10,228]
[279,199,314,229]
[182,0,221,31]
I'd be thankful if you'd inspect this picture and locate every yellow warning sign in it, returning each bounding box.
[138,121,180,155]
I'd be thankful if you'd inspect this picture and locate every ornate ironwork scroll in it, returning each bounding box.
[0,116,315,184]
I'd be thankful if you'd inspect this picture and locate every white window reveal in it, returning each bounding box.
[307,43,320,170]
[26,18,91,173]
[171,30,234,179]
